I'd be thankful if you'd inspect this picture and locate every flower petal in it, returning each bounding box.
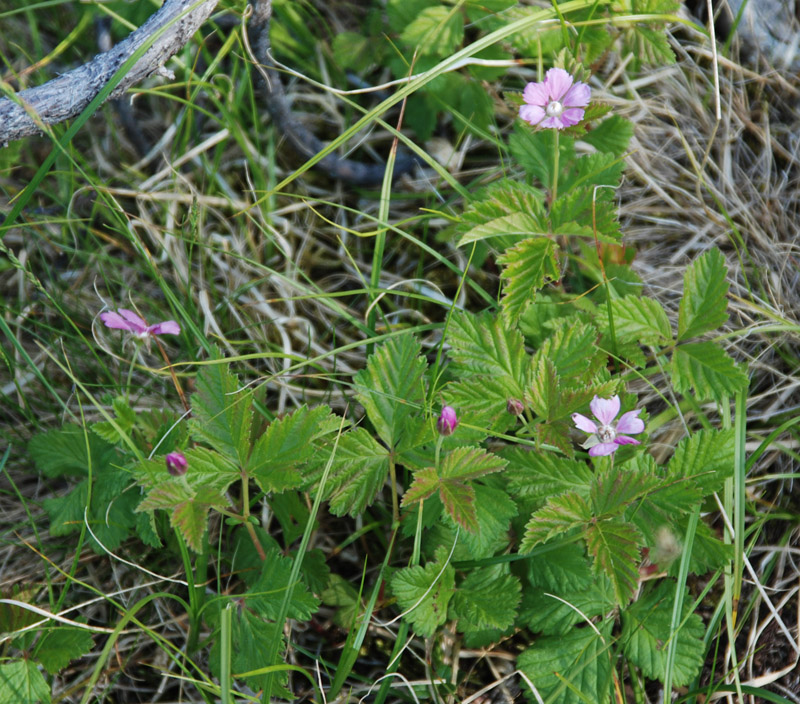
[539,115,566,130]
[148,320,181,336]
[99,311,136,331]
[614,436,641,446]
[519,103,545,125]
[589,442,618,457]
[558,108,585,128]
[562,81,591,109]
[572,412,598,434]
[544,67,573,101]
[522,81,548,107]
[615,409,644,435]
[590,395,620,425]
[117,309,148,333]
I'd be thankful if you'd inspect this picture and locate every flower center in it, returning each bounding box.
[597,424,616,443]
[545,100,564,118]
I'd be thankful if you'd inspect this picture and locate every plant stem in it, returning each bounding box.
[552,129,560,203]
[155,337,189,412]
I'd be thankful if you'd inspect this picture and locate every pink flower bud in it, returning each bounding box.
[436,406,458,437]
[506,398,524,415]
[165,451,188,476]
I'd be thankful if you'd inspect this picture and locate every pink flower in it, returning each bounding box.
[519,68,591,130]
[165,451,188,476]
[437,406,459,437]
[572,395,644,457]
[100,309,180,339]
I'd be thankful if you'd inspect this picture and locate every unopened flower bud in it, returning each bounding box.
[506,398,524,416]
[166,451,188,477]
[436,406,458,437]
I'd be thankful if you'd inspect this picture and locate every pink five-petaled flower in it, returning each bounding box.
[100,309,180,339]
[519,67,591,130]
[572,395,644,457]
[437,406,459,437]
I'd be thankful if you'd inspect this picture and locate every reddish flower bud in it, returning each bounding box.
[165,451,188,476]
[506,398,524,415]
[436,406,458,437]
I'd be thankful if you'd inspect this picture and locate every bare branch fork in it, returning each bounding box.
[0,0,218,144]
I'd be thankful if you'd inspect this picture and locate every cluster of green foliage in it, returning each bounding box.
[4,0,758,702]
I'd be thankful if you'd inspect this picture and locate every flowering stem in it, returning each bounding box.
[552,129,560,204]
[154,337,189,412]
[388,454,399,525]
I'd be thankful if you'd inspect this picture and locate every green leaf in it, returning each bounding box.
[92,396,136,444]
[621,581,704,686]
[559,151,624,193]
[332,32,374,71]
[509,123,575,187]
[446,310,528,399]
[666,429,735,494]
[520,492,592,552]
[133,447,240,495]
[518,623,613,704]
[405,447,508,532]
[450,567,521,631]
[36,627,93,675]
[390,554,455,637]
[138,483,227,552]
[249,405,340,493]
[318,427,389,517]
[502,449,593,502]
[354,335,427,449]
[386,0,438,33]
[585,519,643,604]
[190,363,253,467]
[597,295,672,346]
[497,237,560,324]
[538,320,603,381]
[551,187,620,240]
[526,541,593,592]
[457,212,547,247]
[527,354,560,420]
[400,6,464,56]
[671,342,748,402]
[244,547,320,621]
[521,579,615,635]
[449,484,517,558]
[678,248,729,341]
[590,468,663,519]
[321,574,364,629]
[0,660,51,704]
[29,425,117,478]
[581,115,634,156]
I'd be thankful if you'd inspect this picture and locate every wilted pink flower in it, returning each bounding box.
[100,309,180,339]
[437,406,458,437]
[572,395,644,457]
[165,451,188,476]
[519,68,591,130]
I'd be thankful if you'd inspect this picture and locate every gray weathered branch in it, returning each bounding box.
[0,0,218,144]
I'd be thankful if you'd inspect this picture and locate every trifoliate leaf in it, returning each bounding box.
[678,248,729,341]
[502,449,593,502]
[36,627,93,674]
[446,310,528,400]
[671,342,748,402]
[666,429,735,495]
[451,567,521,631]
[498,237,560,324]
[248,405,340,493]
[318,427,389,517]
[518,623,613,704]
[190,363,252,466]
[520,492,592,552]
[581,115,634,156]
[354,335,427,449]
[621,581,704,686]
[0,660,51,704]
[29,425,117,478]
[400,6,464,56]
[585,519,643,604]
[391,557,455,638]
[597,295,672,346]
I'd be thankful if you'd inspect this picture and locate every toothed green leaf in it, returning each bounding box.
[678,248,729,341]
[497,236,560,324]
[391,553,455,637]
[671,342,748,402]
[585,519,643,605]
